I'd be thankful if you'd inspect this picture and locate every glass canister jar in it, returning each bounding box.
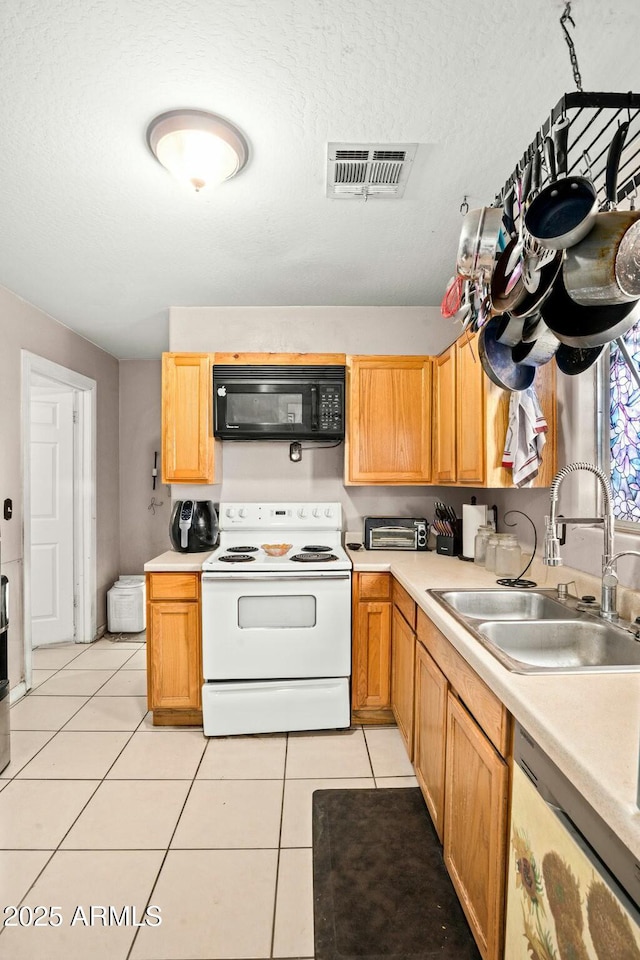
[484,533,502,572]
[473,524,494,565]
[495,534,522,578]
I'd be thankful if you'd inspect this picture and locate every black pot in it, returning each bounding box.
[540,271,640,348]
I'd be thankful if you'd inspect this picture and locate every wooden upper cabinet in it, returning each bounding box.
[434,332,557,488]
[162,353,215,484]
[346,356,432,484]
[432,346,456,483]
[455,333,485,484]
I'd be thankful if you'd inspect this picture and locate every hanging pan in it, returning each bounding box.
[511,315,559,367]
[509,248,563,319]
[555,343,605,375]
[524,118,599,250]
[478,316,535,392]
[540,269,640,347]
[456,206,503,280]
[490,176,530,314]
[564,121,640,305]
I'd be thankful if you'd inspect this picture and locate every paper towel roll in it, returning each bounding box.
[462,504,489,559]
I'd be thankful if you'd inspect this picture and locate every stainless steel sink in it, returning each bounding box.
[433,589,577,621]
[477,619,640,674]
[427,588,640,674]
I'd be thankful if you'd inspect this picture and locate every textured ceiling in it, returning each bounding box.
[2,0,640,358]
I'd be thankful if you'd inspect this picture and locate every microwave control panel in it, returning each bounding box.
[318,385,343,432]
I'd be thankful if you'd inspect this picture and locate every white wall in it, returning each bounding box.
[0,285,120,690]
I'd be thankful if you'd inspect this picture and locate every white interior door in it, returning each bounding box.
[30,385,76,646]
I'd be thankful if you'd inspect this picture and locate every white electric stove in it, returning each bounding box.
[201,502,352,736]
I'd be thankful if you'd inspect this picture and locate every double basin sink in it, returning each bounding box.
[428,588,640,674]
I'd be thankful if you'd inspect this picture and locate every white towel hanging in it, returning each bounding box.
[502,386,547,487]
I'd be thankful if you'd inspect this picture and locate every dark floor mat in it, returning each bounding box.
[312,788,482,960]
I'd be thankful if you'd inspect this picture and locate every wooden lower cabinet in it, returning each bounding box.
[351,573,393,722]
[413,640,448,841]
[444,693,509,960]
[146,573,202,725]
[414,607,511,960]
[390,604,416,759]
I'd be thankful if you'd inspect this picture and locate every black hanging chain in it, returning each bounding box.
[560,2,583,92]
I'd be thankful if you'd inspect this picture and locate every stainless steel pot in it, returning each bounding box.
[511,317,559,367]
[563,122,640,305]
[563,210,640,304]
[495,315,525,346]
[457,206,503,280]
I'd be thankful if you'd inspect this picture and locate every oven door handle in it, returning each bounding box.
[202,572,351,582]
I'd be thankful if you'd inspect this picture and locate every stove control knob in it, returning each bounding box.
[226,507,236,518]
[312,507,322,518]
[238,508,247,518]
[324,507,334,518]
[297,507,307,518]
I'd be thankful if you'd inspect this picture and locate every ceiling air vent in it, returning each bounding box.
[327,143,418,199]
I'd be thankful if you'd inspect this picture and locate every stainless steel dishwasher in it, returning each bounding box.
[505,722,640,959]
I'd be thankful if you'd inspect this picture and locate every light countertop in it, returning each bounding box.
[349,547,640,863]
[144,550,215,572]
[144,544,640,861]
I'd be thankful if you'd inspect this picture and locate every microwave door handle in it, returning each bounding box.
[311,385,319,431]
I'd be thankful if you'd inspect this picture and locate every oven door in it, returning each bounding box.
[202,570,351,679]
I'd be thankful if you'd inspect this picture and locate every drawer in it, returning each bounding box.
[392,578,416,629]
[417,607,510,757]
[147,572,200,601]
[357,572,392,601]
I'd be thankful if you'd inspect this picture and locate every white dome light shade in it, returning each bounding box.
[146,110,248,191]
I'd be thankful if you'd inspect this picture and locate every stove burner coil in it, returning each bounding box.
[218,554,256,563]
[226,546,258,553]
[291,552,338,562]
[302,545,332,552]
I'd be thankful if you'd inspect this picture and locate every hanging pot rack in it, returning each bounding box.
[495,91,640,209]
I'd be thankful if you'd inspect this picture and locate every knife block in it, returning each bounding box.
[436,519,462,556]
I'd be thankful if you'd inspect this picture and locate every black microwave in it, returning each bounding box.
[213,364,345,441]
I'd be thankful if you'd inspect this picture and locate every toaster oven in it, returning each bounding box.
[363,517,428,551]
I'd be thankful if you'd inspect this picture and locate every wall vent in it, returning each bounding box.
[327,143,417,199]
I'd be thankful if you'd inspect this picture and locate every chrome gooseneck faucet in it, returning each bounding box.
[544,461,618,620]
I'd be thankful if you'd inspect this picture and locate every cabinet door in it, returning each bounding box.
[147,601,202,712]
[432,346,456,483]
[346,356,432,484]
[391,605,416,758]
[413,641,448,841]
[352,601,392,711]
[162,353,214,483]
[444,692,509,960]
[455,333,485,484]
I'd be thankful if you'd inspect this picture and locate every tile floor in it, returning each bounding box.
[0,637,417,960]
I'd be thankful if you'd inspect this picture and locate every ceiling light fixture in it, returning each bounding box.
[146,109,248,192]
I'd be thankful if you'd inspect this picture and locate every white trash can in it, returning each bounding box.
[107,576,146,633]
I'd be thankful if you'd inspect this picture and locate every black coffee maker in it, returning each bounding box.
[170,501,219,553]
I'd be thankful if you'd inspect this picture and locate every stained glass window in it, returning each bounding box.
[610,329,640,523]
